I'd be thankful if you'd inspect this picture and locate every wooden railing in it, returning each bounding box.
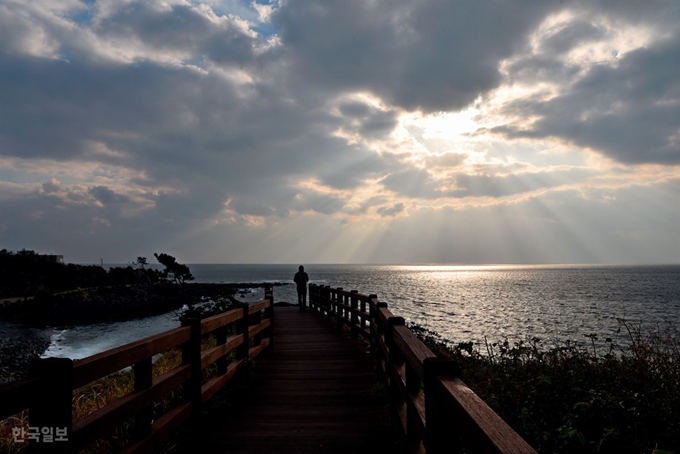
[308,284,537,454]
[0,287,274,453]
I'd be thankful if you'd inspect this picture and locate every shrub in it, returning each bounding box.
[410,321,679,453]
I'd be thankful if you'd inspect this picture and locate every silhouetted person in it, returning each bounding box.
[294,265,309,310]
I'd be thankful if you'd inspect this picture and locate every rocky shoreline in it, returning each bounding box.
[0,322,51,385]
[0,282,289,326]
[0,282,290,384]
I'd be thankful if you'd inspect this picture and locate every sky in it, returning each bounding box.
[0,0,679,264]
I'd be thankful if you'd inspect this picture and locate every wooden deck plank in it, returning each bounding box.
[198,307,396,454]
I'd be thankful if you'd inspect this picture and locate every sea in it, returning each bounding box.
[29,264,680,360]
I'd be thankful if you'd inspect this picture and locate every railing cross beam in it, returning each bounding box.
[2,289,275,454]
[307,283,537,454]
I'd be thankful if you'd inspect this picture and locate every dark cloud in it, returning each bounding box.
[273,0,558,112]
[358,110,398,139]
[93,2,258,65]
[338,101,371,118]
[334,101,399,139]
[89,186,130,205]
[0,5,42,57]
[0,52,380,224]
[0,188,166,261]
[0,56,212,161]
[153,187,226,222]
[582,0,680,28]
[0,0,678,263]
[41,179,61,194]
[495,35,680,164]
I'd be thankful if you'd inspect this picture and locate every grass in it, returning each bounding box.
[0,294,244,453]
[0,331,248,454]
[7,304,674,453]
[410,320,679,454]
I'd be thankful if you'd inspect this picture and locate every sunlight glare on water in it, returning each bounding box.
[39,264,680,359]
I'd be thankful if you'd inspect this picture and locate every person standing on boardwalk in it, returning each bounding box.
[294,265,309,310]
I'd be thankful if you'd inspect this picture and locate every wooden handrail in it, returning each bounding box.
[0,287,275,453]
[1,283,535,453]
[72,326,192,389]
[0,377,40,421]
[200,308,243,335]
[308,283,536,454]
[201,334,244,370]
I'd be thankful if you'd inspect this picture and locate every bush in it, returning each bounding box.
[0,249,162,297]
[410,321,679,453]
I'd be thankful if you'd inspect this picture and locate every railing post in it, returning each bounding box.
[336,288,343,329]
[133,357,153,439]
[325,286,332,321]
[252,307,262,349]
[343,294,349,323]
[368,294,378,355]
[215,324,228,375]
[350,290,359,338]
[339,293,344,320]
[360,296,367,331]
[236,303,250,380]
[424,358,461,454]
[386,314,406,439]
[264,286,274,356]
[313,284,318,311]
[310,284,315,311]
[29,358,73,453]
[329,287,336,321]
[181,317,202,417]
[374,302,389,379]
[405,360,421,451]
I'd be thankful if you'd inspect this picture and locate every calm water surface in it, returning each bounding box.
[40,264,680,359]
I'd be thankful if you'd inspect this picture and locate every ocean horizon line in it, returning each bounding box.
[83,262,680,268]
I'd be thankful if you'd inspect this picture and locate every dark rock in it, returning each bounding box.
[0,324,50,384]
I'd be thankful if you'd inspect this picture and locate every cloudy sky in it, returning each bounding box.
[1,0,679,264]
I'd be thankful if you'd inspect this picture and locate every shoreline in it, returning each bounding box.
[0,282,289,327]
[0,282,290,384]
[0,322,51,385]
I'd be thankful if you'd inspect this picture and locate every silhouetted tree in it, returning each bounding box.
[153,253,194,286]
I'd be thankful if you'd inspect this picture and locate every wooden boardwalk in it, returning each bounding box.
[0,287,537,453]
[198,307,395,454]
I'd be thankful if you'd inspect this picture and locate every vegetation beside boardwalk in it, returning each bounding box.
[0,249,285,327]
[0,305,247,454]
[411,321,679,454]
[0,250,166,298]
[0,250,232,326]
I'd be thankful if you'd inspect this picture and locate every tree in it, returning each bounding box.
[135,257,148,269]
[153,253,194,286]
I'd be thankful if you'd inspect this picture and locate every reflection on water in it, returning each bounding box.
[38,264,680,359]
[341,264,680,348]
